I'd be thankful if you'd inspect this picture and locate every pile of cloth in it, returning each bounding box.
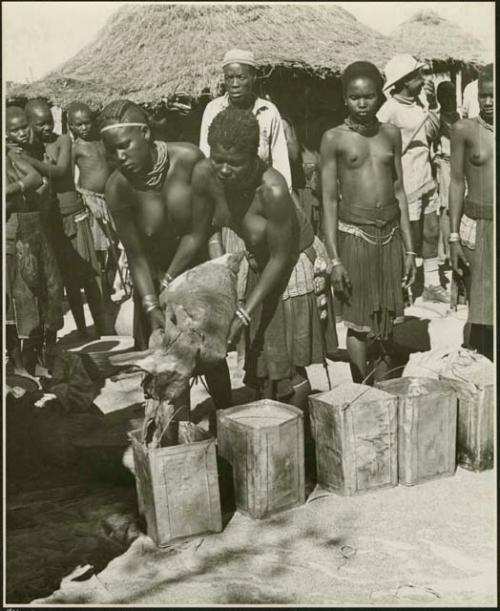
[111,253,243,447]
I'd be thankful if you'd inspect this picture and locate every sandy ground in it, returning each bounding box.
[6,295,497,606]
[32,470,497,606]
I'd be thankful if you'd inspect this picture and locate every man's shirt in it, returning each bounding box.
[199,93,292,189]
[462,80,479,119]
[377,94,440,203]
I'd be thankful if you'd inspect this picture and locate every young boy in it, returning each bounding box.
[321,61,416,383]
[20,98,109,338]
[449,64,494,360]
[434,81,460,262]
[67,102,121,296]
[6,106,64,373]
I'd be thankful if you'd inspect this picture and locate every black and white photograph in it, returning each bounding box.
[3,1,496,606]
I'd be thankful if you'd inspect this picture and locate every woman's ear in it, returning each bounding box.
[143,125,152,141]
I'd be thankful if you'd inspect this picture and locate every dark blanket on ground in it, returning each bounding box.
[43,352,101,413]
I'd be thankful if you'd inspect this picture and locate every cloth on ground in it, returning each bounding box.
[44,351,101,413]
[403,347,494,384]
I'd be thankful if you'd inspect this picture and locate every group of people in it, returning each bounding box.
[5,49,494,420]
[6,99,127,376]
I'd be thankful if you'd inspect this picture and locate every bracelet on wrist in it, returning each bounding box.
[448,233,460,243]
[160,272,174,290]
[145,304,161,315]
[142,293,160,314]
[235,306,251,327]
[405,251,417,256]
[331,258,342,268]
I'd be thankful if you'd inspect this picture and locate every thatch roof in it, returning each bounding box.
[7,77,121,109]
[390,10,489,67]
[7,3,398,106]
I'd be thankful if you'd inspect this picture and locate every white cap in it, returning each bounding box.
[383,54,426,92]
[222,49,257,69]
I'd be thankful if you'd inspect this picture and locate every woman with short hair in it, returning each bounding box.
[195,105,338,409]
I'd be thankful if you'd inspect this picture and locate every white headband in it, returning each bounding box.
[100,122,148,133]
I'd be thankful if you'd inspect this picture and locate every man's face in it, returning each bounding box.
[210,143,255,188]
[102,125,151,174]
[28,106,54,142]
[404,70,424,96]
[345,77,379,121]
[223,63,255,105]
[69,109,93,141]
[6,113,31,147]
[478,79,494,120]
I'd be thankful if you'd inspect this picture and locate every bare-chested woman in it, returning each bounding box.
[321,62,416,383]
[449,64,494,361]
[196,106,337,413]
[6,107,64,373]
[99,99,231,418]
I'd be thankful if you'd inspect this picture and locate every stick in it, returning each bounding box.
[99,218,130,297]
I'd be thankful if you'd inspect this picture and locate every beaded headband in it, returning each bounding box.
[100,122,148,133]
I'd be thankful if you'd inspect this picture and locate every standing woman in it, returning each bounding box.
[321,62,416,383]
[195,106,338,409]
[449,64,494,360]
[100,99,232,415]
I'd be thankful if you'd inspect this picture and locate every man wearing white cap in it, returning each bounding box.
[199,49,292,189]
[378,54,446,303]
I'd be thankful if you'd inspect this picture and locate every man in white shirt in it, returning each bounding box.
[461,79,479,119]
[199,49,292,189]
[378,54,446,303]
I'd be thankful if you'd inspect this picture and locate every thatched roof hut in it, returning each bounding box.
[8,3,397,108]
[389,10,489,70]
[7,77,121,109]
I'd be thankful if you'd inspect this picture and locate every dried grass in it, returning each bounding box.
[7,3,398,107]
[389,10,488,66]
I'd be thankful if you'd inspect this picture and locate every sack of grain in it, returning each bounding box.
[111,253,243,387]
[111,253,243,446]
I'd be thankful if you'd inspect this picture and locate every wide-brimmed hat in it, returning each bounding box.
[383,54,426,92]
[222,49,257,69]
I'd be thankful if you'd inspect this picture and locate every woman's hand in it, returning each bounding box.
[148,307,165,331]
[158,287,169,309]
[331,263,351,295]
[227,315,245,352]
[450,242,469,276]
[402,254,417,289]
